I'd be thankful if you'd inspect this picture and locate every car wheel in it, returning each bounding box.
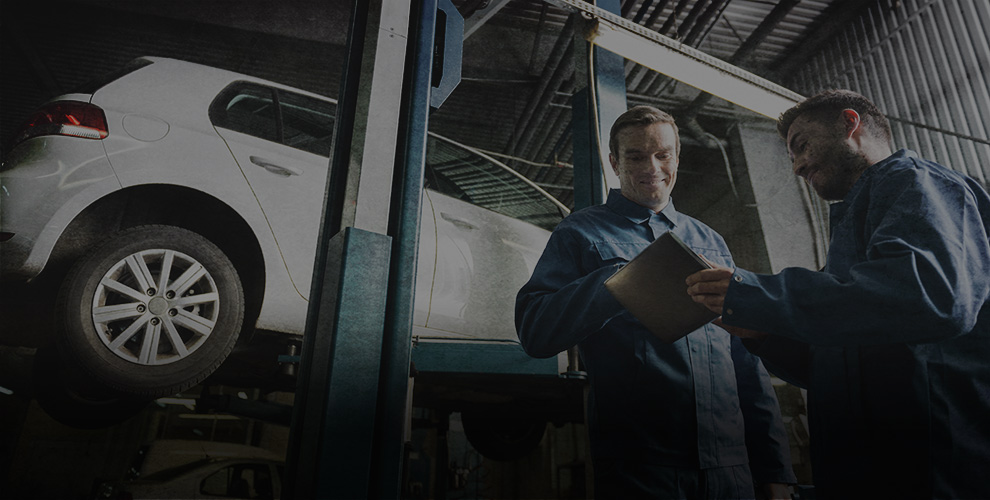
[56,225,245,398]
[461,411,547,461]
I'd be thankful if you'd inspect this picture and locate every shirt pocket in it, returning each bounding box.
[593,241,648,267]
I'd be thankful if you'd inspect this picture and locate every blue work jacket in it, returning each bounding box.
[725,150,990,498]
[516,190,795,485]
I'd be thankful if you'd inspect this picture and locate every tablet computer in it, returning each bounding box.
[604,231,718,343]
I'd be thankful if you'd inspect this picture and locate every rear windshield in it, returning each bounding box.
[71,58,154,95]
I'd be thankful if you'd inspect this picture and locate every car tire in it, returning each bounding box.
[461,411,547,461]
[55,225,245,398]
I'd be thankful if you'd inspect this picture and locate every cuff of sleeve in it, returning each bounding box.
[753,467,798,486]
[722,267,758,324]
[595,264,626,319]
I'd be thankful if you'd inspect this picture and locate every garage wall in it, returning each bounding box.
[786,0,990,188]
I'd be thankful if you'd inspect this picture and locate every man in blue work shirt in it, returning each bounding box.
[516,105,795,498]
[687,89,990,499]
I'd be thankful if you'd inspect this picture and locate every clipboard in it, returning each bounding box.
[603,231,718,343]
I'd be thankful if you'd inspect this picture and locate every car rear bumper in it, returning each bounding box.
[0,136,119,279]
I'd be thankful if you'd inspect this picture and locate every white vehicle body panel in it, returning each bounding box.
[0,137,121,278]
[1,56,562,348]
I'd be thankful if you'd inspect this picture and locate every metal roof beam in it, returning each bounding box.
[549,0,804,119]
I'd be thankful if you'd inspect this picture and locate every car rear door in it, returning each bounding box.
[210,82,435,328]
[211,83,330,300]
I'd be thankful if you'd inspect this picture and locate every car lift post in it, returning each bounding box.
[570,0,626,210]
[282,0,457,498]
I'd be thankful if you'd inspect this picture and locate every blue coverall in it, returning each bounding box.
[516,189,795,497]
[725,150,990,499]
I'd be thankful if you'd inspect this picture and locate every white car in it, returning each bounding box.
[0,57,568,400]
[95,457,284,500]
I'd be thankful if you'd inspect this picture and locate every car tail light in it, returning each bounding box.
[13,101,108,144]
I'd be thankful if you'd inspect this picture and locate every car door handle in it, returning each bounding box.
[440,212,477,231]
[250,156,302,177]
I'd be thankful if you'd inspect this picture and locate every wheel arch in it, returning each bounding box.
[49,184,266,331]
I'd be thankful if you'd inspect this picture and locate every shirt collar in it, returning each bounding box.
[605,188,681,227]
[842,149,915,203]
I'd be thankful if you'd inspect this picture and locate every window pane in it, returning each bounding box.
[211,84,278,142]
[425,135,564,230]
[200,466,233,496]
[278,90,335,156]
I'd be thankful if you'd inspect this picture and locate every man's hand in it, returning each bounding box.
[687,259,769,339]
[685,266,733,315]
[761,482,793,500]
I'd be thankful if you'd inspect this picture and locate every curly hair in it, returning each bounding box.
[777,89,892,147]
[609,105,680,158]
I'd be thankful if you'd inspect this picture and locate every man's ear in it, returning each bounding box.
[840,109,861,139]
[609,153,619,174]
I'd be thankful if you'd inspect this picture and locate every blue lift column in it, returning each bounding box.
[571,0,627,210]
[283,0,461,498]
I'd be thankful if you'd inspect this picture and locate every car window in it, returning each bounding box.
[200,463,275,499]
[211,84,278,143]
[211,82,565,229]
[425,134,565,230]
[277,90,335,157]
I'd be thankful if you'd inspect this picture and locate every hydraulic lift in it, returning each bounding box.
[262,0,809,497]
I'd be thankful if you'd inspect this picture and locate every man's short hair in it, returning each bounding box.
[609,105,680,157]
[777,89,893,146]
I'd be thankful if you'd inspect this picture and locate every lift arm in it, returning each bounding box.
[550,0,804,119]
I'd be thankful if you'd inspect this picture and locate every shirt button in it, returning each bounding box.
[726,309,734,315]
[733,275,743,283]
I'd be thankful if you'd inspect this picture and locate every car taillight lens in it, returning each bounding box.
[13,101,108,144]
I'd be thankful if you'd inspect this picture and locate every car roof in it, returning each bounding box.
[137,56,337,104]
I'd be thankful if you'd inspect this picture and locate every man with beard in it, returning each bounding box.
[516,105,795,498]
[686,89,990,499]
